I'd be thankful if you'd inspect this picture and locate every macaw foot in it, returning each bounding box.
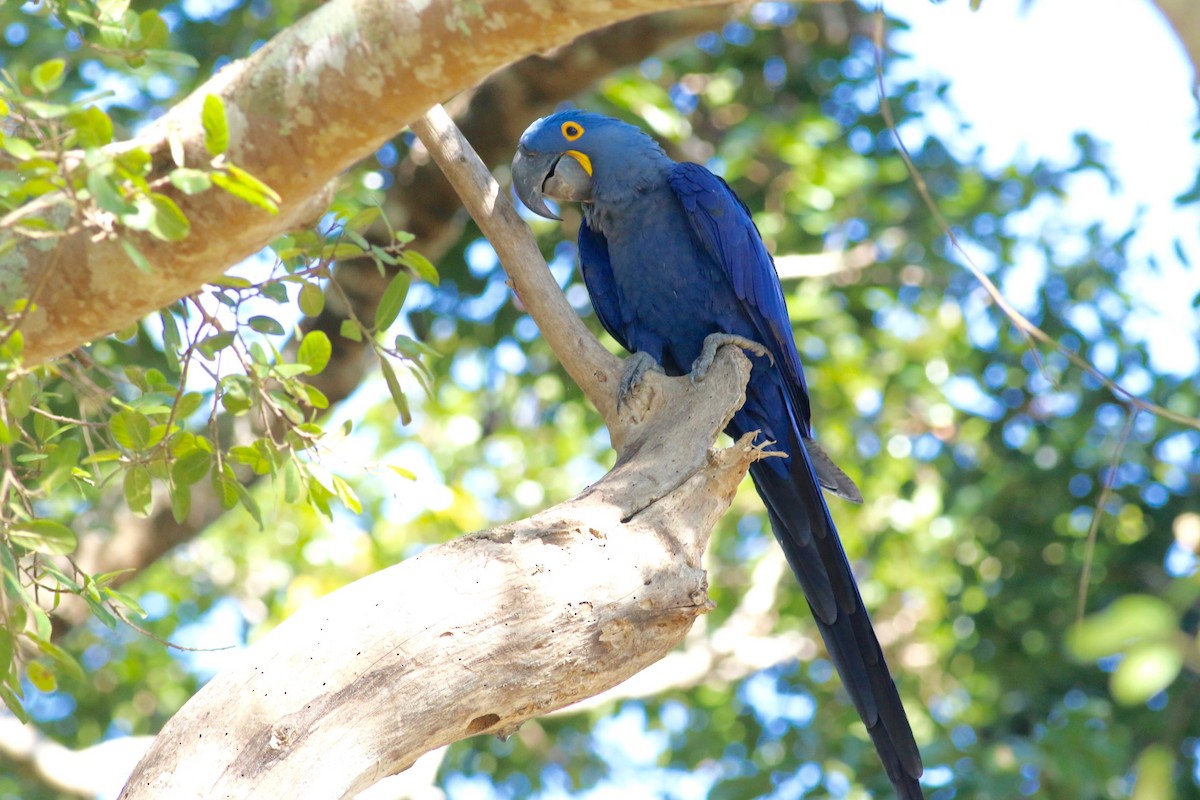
[617,351,665,409]
[690,333,774,385]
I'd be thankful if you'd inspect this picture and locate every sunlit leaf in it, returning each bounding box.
[248,315,285,335]
[31,59,66,94]
[123,465,152,517]
[8,520,77,556]
[1133,744,1176,800]
[111,410,152,451]
[1111,643,1183,705]
[297,330,332,374]
[380,359,411,425]
[1067,595,1177,660]
[25,662,55,692]
[399,249,439,286]
[298,282,325,317]
[202,94,228,156]
[169,168,212,195]
[375,273,410,331]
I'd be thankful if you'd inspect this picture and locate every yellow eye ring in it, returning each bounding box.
[561,121,585,141]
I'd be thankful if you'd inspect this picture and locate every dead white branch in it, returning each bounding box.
[119,101,767,797]
[4,0,725,367]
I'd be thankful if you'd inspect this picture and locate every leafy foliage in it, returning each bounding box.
[0,2,1197,800]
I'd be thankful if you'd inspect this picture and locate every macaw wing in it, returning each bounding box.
[577,217,632,353]
[667,162,813,433]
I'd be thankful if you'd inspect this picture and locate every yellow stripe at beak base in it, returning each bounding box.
[565,150,593,176]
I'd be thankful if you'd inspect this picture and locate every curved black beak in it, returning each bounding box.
[512,146,594,221]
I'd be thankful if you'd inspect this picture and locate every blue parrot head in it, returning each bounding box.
[512,110,665,220]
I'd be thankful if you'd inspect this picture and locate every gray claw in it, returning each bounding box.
[691,333,775,385]
[618,351,664,408]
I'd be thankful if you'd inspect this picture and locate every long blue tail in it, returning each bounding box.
[746,428,924,800]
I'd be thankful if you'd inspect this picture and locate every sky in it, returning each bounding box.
[888,0,1200,376]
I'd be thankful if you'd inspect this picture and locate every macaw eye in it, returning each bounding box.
[561,121,585,141]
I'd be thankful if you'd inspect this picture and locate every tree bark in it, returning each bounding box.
[119,348,757,799]
[48,5,737,636]
[118,104,768,797]
[4,0,724,367]
[1152,0,1200,85]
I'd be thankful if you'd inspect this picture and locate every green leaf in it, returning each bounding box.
[380,359,411,425]
[331,474,361,514]
[68,106,114,149]
[212,167,280,214]
[1068,595,1177,660]
[147,193,190,242]
[81,449,121,465]
[124,465,153,517]
[202,94,228,156]
[1,136,37,161]
[393,334,439,361]
[234,480,263,529]
[39,438,82,494]
[229,444,272,475]
[344,206,381,233]
[297,330,331,374]
[0,630,11,681]
[211,465,239,510]
[25,662,55,693]
[169,168,212,195]
[103,587,146,618]
[175,392,204,418]
[31,60,66,94]
[280,459,302,503]
[169,481,191,524]
[339,319,363,342]
[7,373,37,420]
[248,315,285,335]
[374,272,411,331]
[29,636,85,682]
[135,9,169,49]
[305,385,329,409]
[111,410,152,451]
[87,169,134,215]
[0,684,29,724]
[197,331,235,360]
[399,249,439,286]
[171,449,211,486]
[8,520,77,556]
[98,0,130,22]
[143,49,200,69]
[298,282,325,317]
[1111,643,1183,705]
[1133,744,1176,800]
[220,379,252,415]
[122,240,153,273]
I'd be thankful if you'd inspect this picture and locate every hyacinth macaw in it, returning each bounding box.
[512,110,924,799]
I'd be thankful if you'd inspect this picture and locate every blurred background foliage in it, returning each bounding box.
[1,0,1199,799]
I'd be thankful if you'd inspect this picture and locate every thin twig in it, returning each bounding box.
[871,5,1198,433]
[409,105,623,428]
[1076,408,1138,623]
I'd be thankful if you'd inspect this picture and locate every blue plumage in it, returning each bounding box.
[513,110,923,799]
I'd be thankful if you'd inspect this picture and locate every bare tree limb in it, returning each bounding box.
[773,243,878,281]
[48,5,736,635]
[1152,0,1200,85]
[5,0,727,367]
[411,106,623,430]
[117,97,767,798]
[0,715,151,798]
